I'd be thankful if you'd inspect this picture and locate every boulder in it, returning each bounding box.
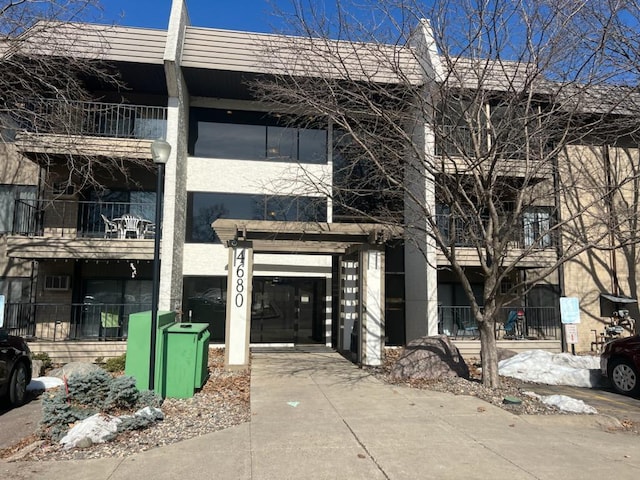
[59,413,121,450]
[497,348,518,362]
[390,335,469,381]
[48,362,106,380]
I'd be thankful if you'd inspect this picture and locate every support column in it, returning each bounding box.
[361,246,385,367]
[224,241,254,368]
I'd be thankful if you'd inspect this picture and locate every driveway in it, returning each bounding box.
[0,394,42,450]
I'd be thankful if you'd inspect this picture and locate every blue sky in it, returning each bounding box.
[99,0,290,32]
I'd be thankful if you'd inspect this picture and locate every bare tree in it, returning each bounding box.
[253,0,639,386]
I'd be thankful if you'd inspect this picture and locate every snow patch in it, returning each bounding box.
[541,394,598,414]
[27,376,65,391]
[498,350,601,387]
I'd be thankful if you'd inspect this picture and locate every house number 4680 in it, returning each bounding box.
[234,249,246,308]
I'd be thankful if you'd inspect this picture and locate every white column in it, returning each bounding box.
[224,242,254,368]
[362,247,385,367]
[158,0,190,311]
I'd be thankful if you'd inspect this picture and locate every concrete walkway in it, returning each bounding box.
[2,351,640,479]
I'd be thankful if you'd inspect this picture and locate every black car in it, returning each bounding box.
[601,335,640,396]
[0,328,32,407]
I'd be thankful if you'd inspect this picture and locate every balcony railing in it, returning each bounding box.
[3,302,151,341]
[434,214,556,249]
[16,99,167,140]
[13,199,156,239]
[438,305,561,340]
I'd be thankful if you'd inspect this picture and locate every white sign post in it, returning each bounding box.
[564,324,579,345]
[559,297,580,354]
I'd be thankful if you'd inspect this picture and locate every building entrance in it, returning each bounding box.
[250,277,325,344]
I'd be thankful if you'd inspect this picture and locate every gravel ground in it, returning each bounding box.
[0,349,250,462]
[367,348,579,416]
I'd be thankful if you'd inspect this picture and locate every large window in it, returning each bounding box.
[183,276,227,342]
[0,184,37,233]
[332,130,404,222]
[189,108,327,163]
[81,279,152,339]
[187,192,327,243]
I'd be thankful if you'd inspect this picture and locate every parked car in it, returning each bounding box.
[601,335,640,396]
[0,327,32,407]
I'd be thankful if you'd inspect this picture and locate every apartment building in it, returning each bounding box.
[2,0,634,363]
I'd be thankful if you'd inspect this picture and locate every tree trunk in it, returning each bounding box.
[479,318,500,388]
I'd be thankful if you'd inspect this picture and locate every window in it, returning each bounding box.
[44,275,71,291]
[189,108,327,163]
[0,277,31,303]
[81,279,152,338]
[332,130,404,222]
[435,97,486,157]
[523,208,553,248]
[0,277,32,332]
[183,276,227,342]
[0,184,37,233]
[186,192,327,243]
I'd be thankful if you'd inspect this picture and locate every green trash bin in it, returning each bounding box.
[124,310,176,395]
[163,322,210,399]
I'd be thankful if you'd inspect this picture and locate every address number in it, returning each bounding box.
[234,249,246,308]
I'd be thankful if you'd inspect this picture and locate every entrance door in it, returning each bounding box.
[250,277,325,344]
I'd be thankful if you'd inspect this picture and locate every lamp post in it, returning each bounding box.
[149,139,171,391]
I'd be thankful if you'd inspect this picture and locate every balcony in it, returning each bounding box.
[435,125,552,179]
[438,305,562,341]
[13,99,167,159]
[2,302,151,341]
[7,199,156,260]
[434,213,558,267]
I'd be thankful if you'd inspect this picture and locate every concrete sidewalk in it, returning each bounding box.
[2,351,640,479]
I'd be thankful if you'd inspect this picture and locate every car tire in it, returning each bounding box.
[608,358,640,396]
[8,362,28,407]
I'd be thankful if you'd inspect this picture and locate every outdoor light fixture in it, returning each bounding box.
[149,139,171,391]
[151,139,171,165]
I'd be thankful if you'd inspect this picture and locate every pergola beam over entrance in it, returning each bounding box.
[212,219,400,253]
[212,219,398,368]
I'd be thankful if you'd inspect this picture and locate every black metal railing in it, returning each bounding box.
[434,214,556,249]
[3,302,151,341]
[13,199,156,239]
[16,99,167,140]
[438,305,561,340]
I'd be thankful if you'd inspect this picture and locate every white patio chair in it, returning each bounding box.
[120,214,142,238]
[142,221,156,239]
[101,214,118,238]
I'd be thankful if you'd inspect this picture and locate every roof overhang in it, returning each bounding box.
[599,292,638,318]
[212,219,401,254]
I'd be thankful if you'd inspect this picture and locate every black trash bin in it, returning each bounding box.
[350,320,359,361]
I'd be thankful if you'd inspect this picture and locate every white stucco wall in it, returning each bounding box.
[186,156,330,197]
[182,243,332,278]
